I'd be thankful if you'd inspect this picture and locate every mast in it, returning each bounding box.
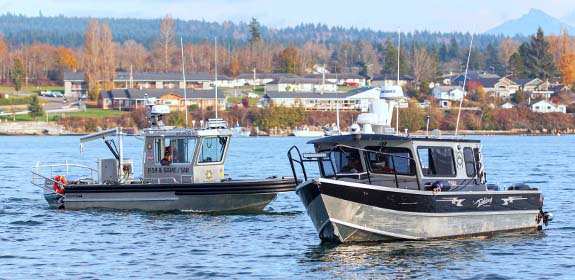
[181,37,188,128]
[396,28,400,135]
[455,33,474,136]
[214,36,218,119]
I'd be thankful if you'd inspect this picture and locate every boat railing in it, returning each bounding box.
[288,145,421,190]
[31,161,99,193]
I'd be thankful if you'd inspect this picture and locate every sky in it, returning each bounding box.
[1,0,575,32]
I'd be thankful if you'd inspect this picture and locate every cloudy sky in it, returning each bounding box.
[1,0,575,32]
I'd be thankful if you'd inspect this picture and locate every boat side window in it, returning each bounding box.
[154,138,196,165]
[463,147,476,177]
[365,146,415,176]
[326,148,364,174]
[417,146,456,177]
[198,136,228,163]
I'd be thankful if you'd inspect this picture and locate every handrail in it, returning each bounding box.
[332,144,421,190]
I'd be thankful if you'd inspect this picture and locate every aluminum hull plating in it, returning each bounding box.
[297,178,542,242]
[47,178,295,212]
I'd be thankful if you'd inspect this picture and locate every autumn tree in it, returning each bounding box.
[558,54,575,87]
[158,14,176,72]
[227,57,240,76]
[399,100,425,131]
[499,38,520,69]
[0,35,9,83]
[84,19,101,100]
[277,46,299,74]
[11,58,25,91]
[100,22,115,90]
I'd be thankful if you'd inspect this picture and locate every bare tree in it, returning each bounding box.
[159,14,176,72]
[411,47,438,84]
[100,22,115,90]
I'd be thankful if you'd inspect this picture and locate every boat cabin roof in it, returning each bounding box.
[142,127,232,138]
[307,134,480,145]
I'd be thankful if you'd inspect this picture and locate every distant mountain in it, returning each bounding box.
[561,11,575,26]
[486,9,575,36]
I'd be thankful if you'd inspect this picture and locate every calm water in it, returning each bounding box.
[0,135,574,279]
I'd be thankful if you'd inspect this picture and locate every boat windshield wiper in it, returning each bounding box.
[105,139,120,160]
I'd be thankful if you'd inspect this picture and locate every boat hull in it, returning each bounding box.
[47,178,296,212]
[297,178,542,242]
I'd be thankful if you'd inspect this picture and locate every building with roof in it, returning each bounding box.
[303,73,367,87]
[431,86,465,108]
[235,73,300,86]
[262,87,381,112]
[371,74,414,87]
[265,77,338,92]
[97,88,226,111]
[64,72,235,98]
[530,100,566,113]
[452,71,501,87]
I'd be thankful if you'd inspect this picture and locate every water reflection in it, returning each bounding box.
[302,231,544,279]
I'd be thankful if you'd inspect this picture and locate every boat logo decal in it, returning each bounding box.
[473,197,493,208]
[206,170,213,180]
[437,197,465,207]
[456,151,463,167]
[501,196,527,205]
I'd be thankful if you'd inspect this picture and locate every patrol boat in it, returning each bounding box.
[288,86,553,242]
[32,102,297,211]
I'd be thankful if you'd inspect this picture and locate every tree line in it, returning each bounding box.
[2,14,575,99]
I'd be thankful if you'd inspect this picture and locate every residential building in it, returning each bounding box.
[303,73,367,87]
[235,73,299,86]
[530,100,566,113]
[452,71,501,87]
[64,72,235,98]
[265,77,338,92]
[501,102,515,109]
[431,86,465,108]
[97,88,226,111]
[263,87,381,112]
[371,74,414,87]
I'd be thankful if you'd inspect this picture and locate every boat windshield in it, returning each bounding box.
[198,136,228,163]
[365,146,415,176]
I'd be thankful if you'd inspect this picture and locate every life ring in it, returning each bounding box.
[53,175,67,194]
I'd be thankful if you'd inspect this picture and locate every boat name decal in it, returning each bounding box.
[501,196,527,206]
[437,197,465,207]
[473,197,493,208]
[147,167,190,174]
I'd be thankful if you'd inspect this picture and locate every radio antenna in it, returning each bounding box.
[455,32,474,136]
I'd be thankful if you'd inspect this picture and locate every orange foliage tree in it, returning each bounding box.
[558,54,575,87]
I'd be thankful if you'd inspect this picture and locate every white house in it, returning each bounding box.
[431,86,465,108]
[263,87,381,112]
[530,100,566,113]
[371,74,414,87]
[265,77,338,93]
[501,102,515,109]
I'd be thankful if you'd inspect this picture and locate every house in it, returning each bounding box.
[430,86,465,108]
[97,88,227,111]
[64,72,235,98]
[371,74,414,87]
[262,87,381,112]
[509,77,553,99]
[303,73,367,87]
[235,73,299,86]
[530,100,566,113]
[501,102,515,109]
[265,77,337,92]
[452,71,500,87]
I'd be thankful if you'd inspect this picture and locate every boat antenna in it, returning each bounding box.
[455,31,474,136]
[181,37,188,128]
[396,28,400,135]
[214,36,218,119]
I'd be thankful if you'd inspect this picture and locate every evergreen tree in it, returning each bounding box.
[519,27,556,79]
[508,50,526,77]
[484,43,503,74]
[380,39,408,75]
[448,38,460,60]
[439,43,448,62]
[249,17,262,45]
[11,58,25,91]
[28,95,44,120]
